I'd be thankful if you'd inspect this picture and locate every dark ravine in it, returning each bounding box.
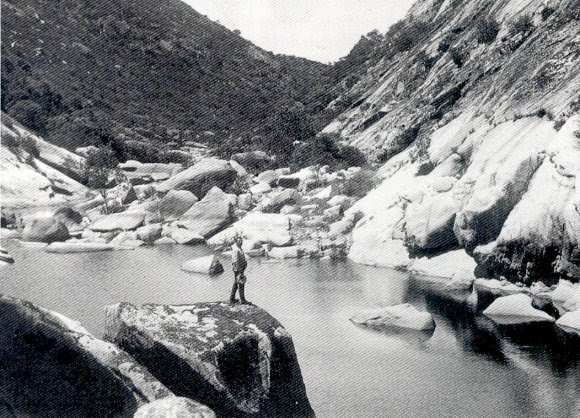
[104,302,316,418]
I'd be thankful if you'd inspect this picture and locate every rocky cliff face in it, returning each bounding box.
[324,0,580,282]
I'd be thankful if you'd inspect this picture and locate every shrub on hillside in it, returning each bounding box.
[335,169,377,198]
[541,7,555,21]
[450,48,465,68]
[8,100,48,134]
[509,15,534,37]
[475,19,500,44]
[289,133,367,171]
[438,33,455,53]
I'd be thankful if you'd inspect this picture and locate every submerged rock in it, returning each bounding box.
[45,242,116,253]
[0,294,174,417]
[134,397,215,418]
[350,304,436,331]
[104,302,314,418]
[483,294,555,324]
[181,255,224,275]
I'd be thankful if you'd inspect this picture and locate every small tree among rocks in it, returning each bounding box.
[84,146,124,214]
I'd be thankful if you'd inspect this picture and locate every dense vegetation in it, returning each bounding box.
[1,0,331,162]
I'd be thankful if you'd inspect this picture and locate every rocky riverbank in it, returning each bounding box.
[0,294,313,417]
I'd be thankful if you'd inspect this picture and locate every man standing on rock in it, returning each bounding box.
[230,236,248,304]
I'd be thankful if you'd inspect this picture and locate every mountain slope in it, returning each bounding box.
[1,0,328,153]
[324,0,580,282]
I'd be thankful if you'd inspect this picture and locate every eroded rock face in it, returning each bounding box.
[104,302,315,418]
[0,294,174,417]
[157,159,237,199]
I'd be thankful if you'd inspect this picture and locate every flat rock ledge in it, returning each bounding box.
[104,301,315,418]
[0,294,175,417]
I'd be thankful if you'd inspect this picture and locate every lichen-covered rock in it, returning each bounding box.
[156,159,237,199]
[178,187,234,238]
[90,211,146,232]
[0,294,174,417]
[104,302,315,418]
[181,255,224,275]
[134,396,216,418]
[22,219,70,243]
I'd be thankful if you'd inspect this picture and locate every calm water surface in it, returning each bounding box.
[1,240,579,418]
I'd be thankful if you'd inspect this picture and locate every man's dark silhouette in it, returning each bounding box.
[229,237,248,304]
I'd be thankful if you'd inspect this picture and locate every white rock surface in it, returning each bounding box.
[134,396,215,418]
[208,213,292,247]
[268,246,300,259]
[556,310,580,334]
[350,304,435,331]
[181,255,224,275]
[483,294,555,324]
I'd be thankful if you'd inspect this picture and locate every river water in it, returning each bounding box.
[1,240,579,418]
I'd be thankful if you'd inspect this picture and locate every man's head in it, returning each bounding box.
[235,236,243,247]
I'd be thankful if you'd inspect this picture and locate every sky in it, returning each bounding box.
[182,0,415,63]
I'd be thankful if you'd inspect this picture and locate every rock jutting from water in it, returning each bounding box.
[350,303,436,331]
[104,301,315,418]
[483,294,556,325]
[0,294,180,417]
[181,255,224,275]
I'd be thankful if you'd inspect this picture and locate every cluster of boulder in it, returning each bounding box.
[1,156,365,266]
[0,294,314,417]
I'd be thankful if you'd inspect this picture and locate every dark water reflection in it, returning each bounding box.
[1,240,579,418]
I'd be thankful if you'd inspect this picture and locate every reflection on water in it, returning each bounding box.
[1,240,579,418]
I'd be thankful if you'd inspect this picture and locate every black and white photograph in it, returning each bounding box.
[0,0,579,416]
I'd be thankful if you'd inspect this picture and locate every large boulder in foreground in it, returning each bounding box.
[0,294,176,417]
[157,159,237,199]
[22,219,70,243]
[104,302,315,418]
[90,211,145,232]
[178,187,234,238]
[350,304,436,331]
[483,294,556,325]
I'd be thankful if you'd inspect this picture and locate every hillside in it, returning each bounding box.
[323,0,580,282]
[1,0,329,158]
